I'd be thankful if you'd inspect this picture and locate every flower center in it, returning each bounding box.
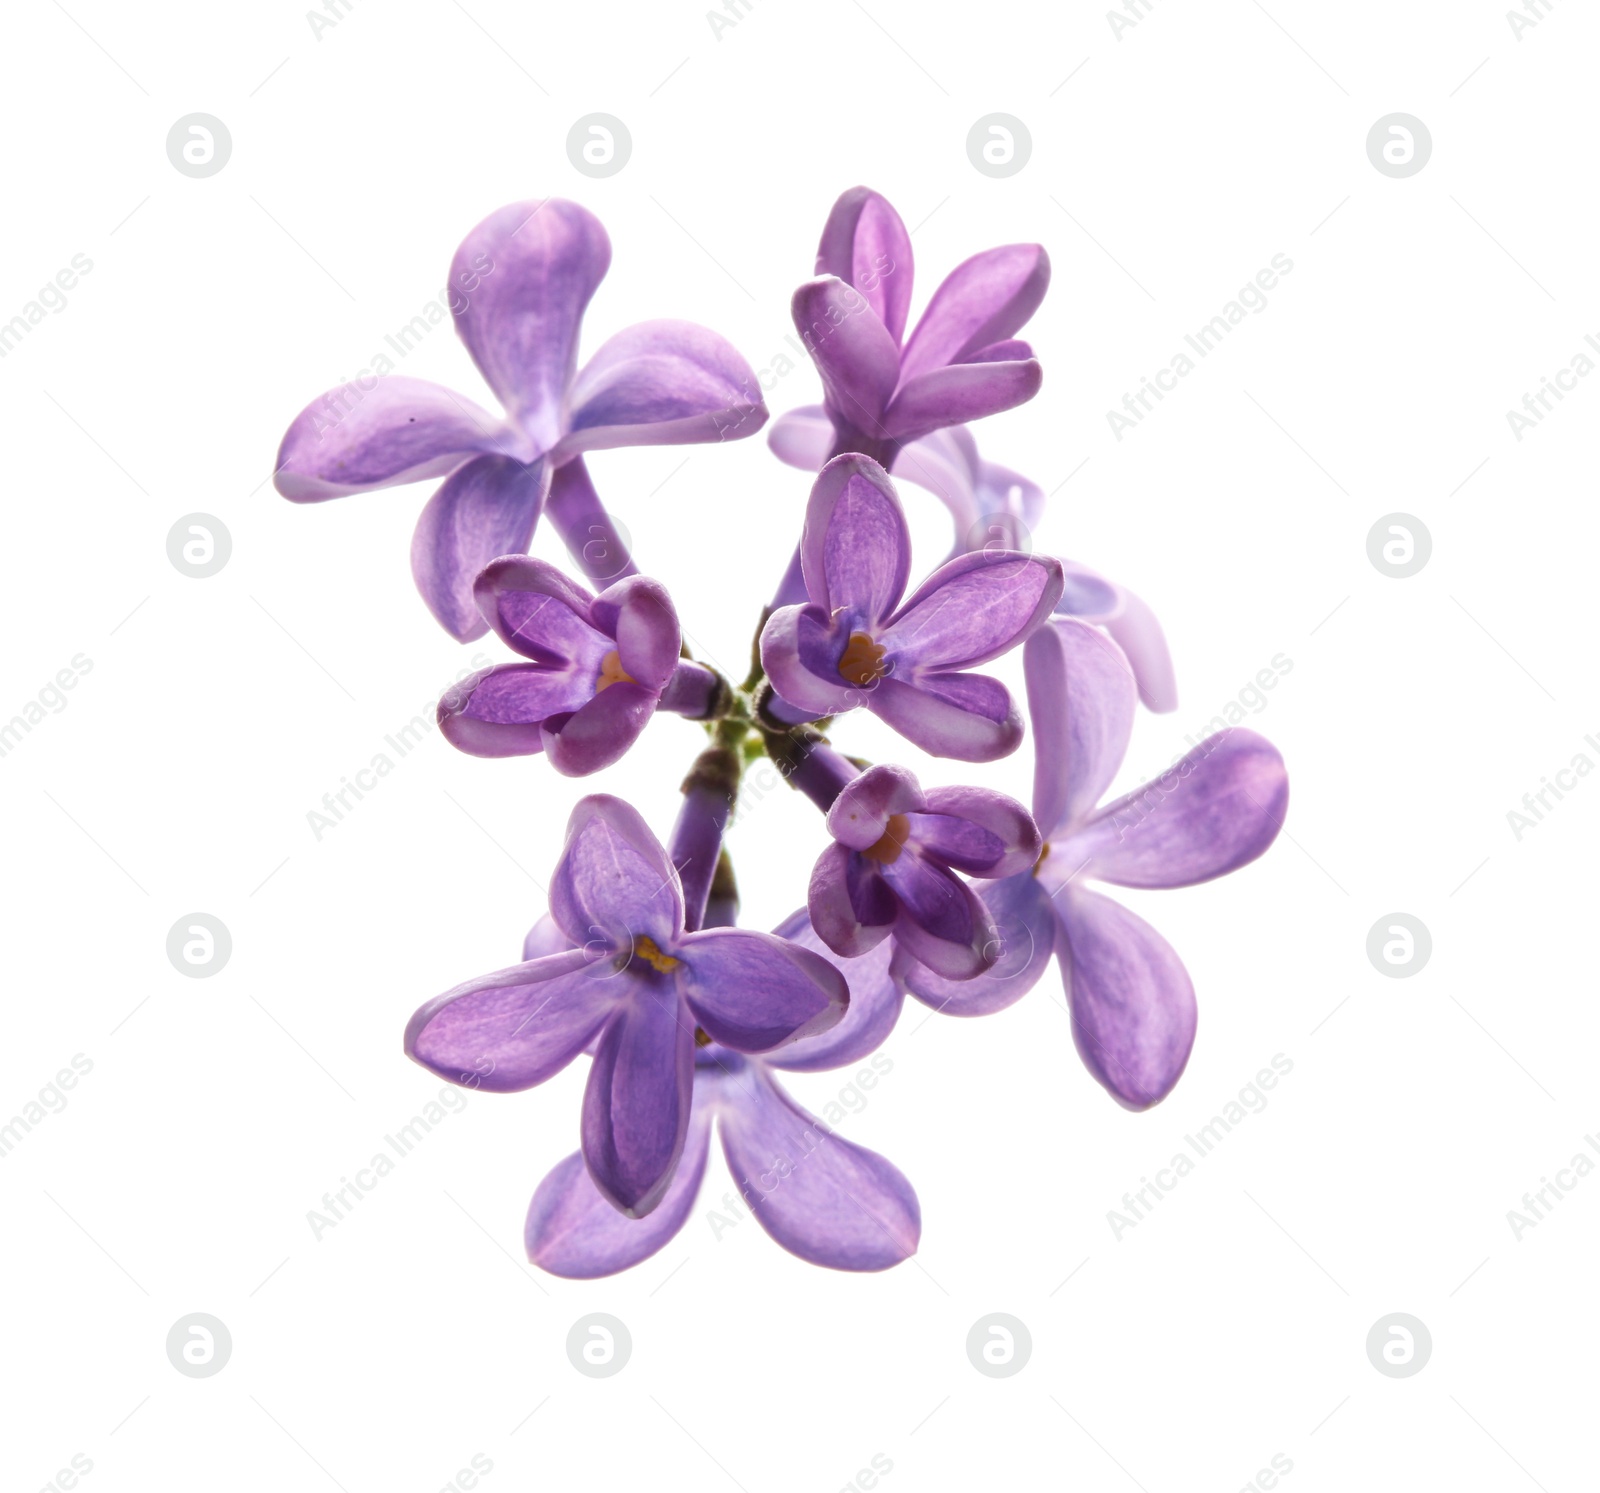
[1034,842,1050,874]
[596,650,636,691]
[861,813,910,864]
[694,1026,712,1048]
[837,631,887,688]
[632,935,681,973]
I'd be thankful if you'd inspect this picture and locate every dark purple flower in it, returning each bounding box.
[404,796,846,1216]
[792,186,1047,467]
[767,412,1178,712]
[899,619,1288,1108]
[274,199,767,640]
[759,454,1063,760]
[810,762,1040,982]
[525,911,917,1278]
[437,556,721,776]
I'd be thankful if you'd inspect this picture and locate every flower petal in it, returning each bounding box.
[679,928,848,1051]
[527,1099,712,1278]
[897,870,1056,1016]
[1068,730,1289,889]
[1105,586,1178,714]
[556,320,768,459]
[472,554,602,660]
[899,244,1050,384]
[404,948,614,1092]
[808,842,894,959]
[1054,562,1121,620]
[550,795,683,949]
[890,427,982,544]
[438,662,595,758]
[826,763,926,852]
[790,277,901,436]
[274,376,514,502]
[542,682,660,777]
[523,913,570,961]
[882,853,994,980]
[758,604,858,717]
[881,552,1063,670]
[882,358,1043,443]
[766,404,835,472]
[582,993,696,1216]
[1057,887,1195,1110]
[718,1066,919,1270]
[1024,618,1137,839]
[799,454,910,621]
[410,455,547,641]
[450,199,610,449]
[765,909,904,1072]
[595,576,680,692]
[814,186,914,345]
[917,786,1041,878]
[866,672,1022,762]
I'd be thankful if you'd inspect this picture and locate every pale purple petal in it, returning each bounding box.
[410,455,547,641]
[678,928,848,1051]
[880,552,1063,669]
[881,854,994,980]
[800,454,910,621]
[523,913,570,962]
[1024,618,1136,838]
[814,186,914,345]
[550,795,683,950]
[718,1067,919,1270]
[1105,586,1179,714]
[473,554,601,660]
[404,948,614,1092]
[826,764,926,852]
[1055,562,1121,620]
[866,673,1022,762]
[542,682,659,777]
[890,427,982,542]
[555,320,768,459]
[808,842,893,959]
[758,604,858,717]
[899,244,1051,383]
[527,1101,712,1278]
[438,662,595,758]
[1057,887,1195,1110]
[918,786,1041,878]
[274,376,515,502]
[582,994,695,1216]
[791,277,900,435]
[1066,730,1288,888]
[882,358,1043,443]
[897,870,1056,1017]
[961,337,1033,363]
[766,405,835,471]
[597,576,680,691]
[765,910,904,1072]
[450,199,610,449]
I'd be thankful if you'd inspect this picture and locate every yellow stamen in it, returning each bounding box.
[1034,842,1051,874]
[632,935,681,973]
[837,631,887,688]
[861,813,910,865]
[596,650,636,692]
[694,1027,712,1048]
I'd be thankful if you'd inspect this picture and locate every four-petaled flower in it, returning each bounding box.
[437,556,721,776]
[405,797,847,1216]
[810,762,1040,982]
[760,454,1064,759]
[766,414,1178,712]
[275,199,767,639]
[792,185,1048,467]
[526,911,918,1278]
[897,619,1288,1108]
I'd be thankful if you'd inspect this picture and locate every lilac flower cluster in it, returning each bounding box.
[276,188,1289,1277]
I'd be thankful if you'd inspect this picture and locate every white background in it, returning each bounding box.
[2,1,1596,1489]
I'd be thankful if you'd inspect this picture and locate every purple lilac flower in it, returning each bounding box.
[792,185,1047,470]
[525,908,918,1278]
[766,412,1178,713]
[758,454,1063,760]
[436,556,722,776]
[274,199,767,640]
[898,618,1288,1108]
[808,760,1040,982]
[404,796,846,1216]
